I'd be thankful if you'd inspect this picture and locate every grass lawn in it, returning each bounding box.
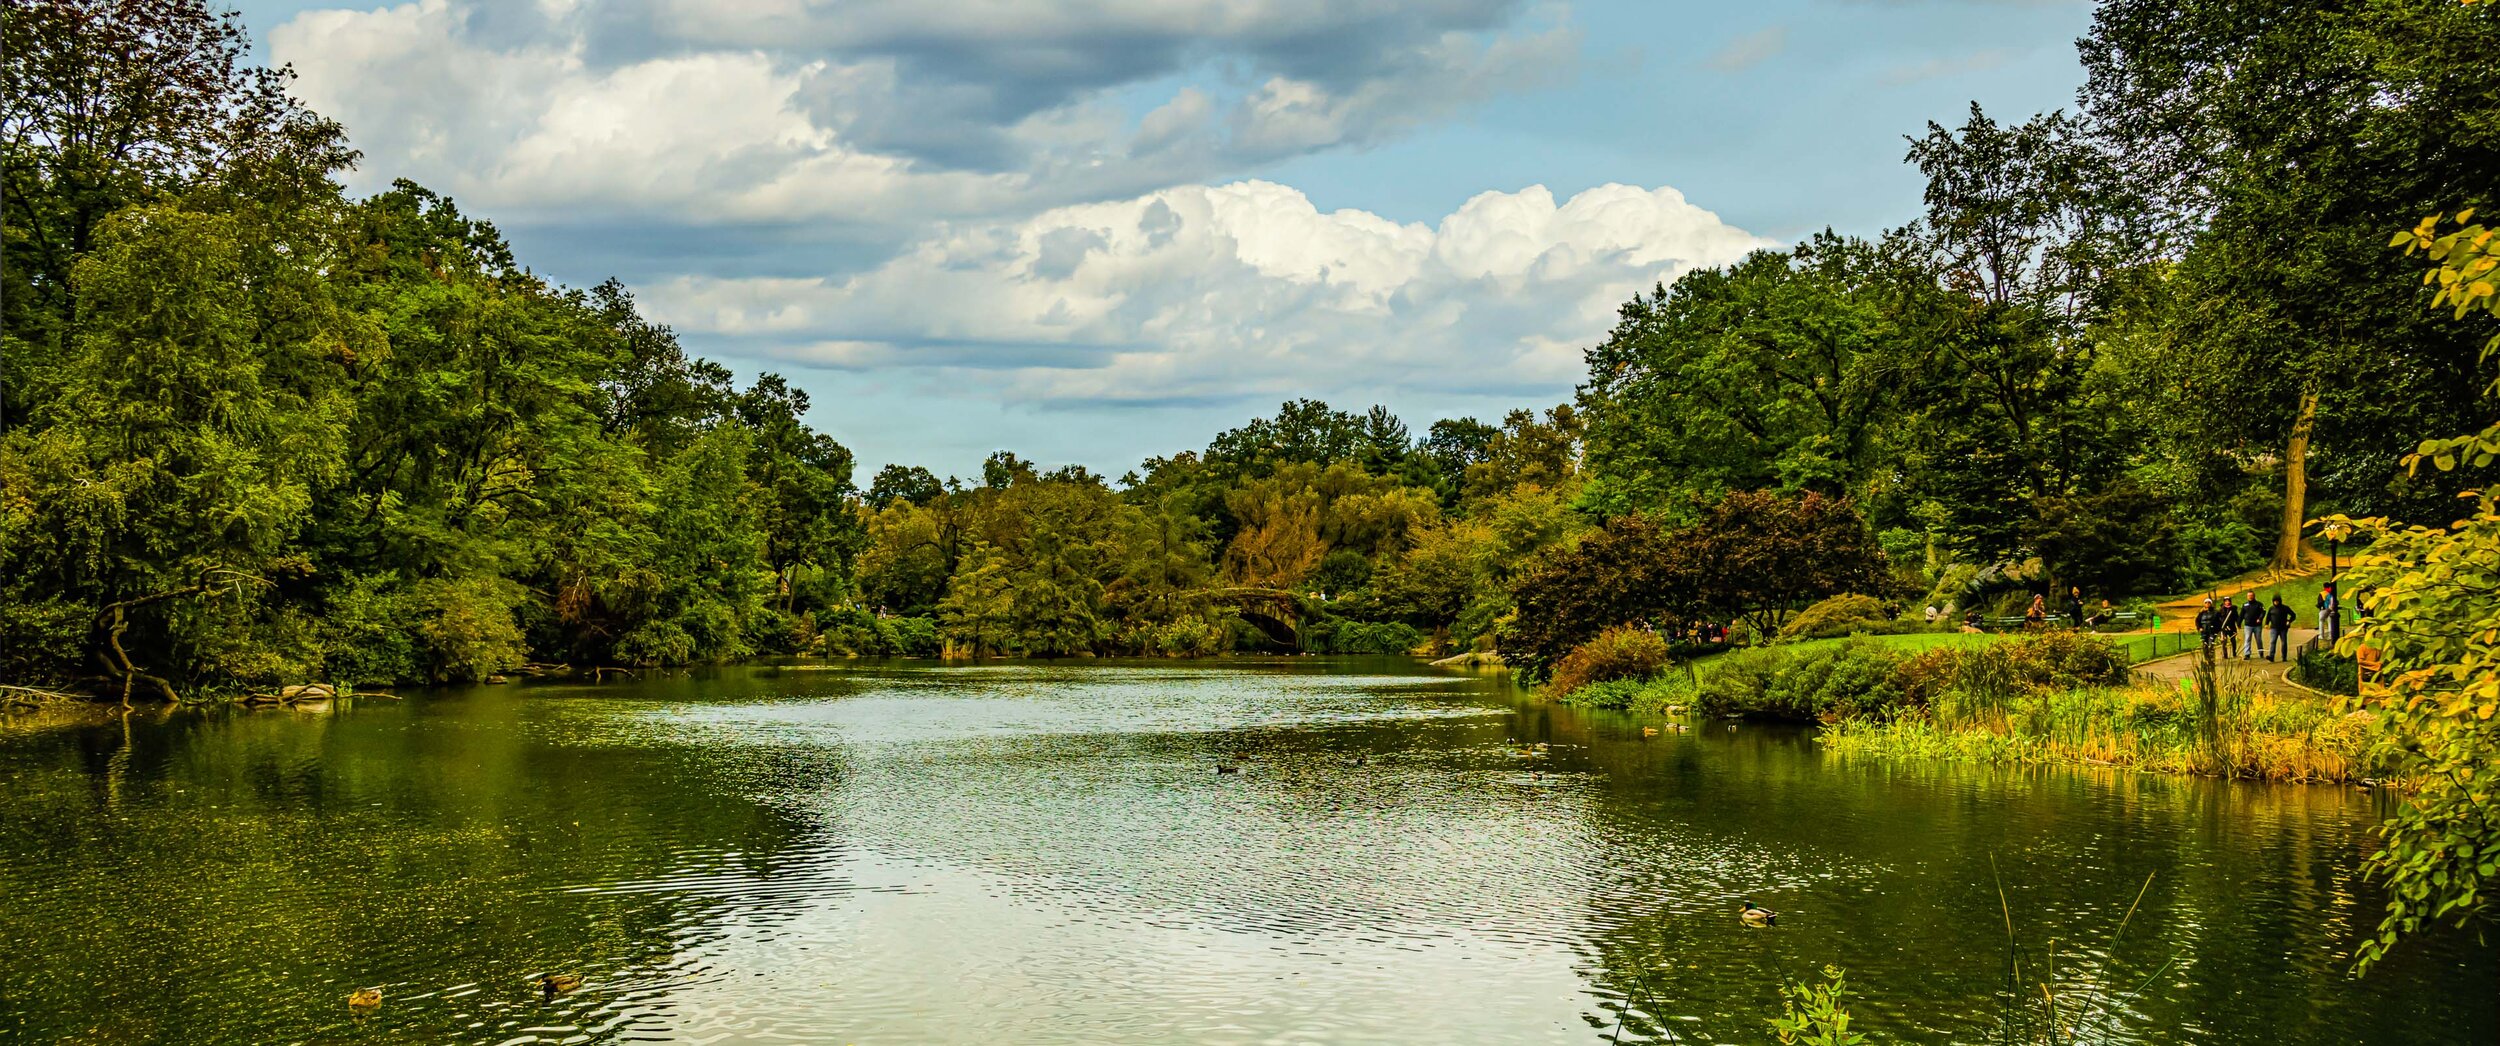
[1691,628,2186,668]
[1774,631,2010,658]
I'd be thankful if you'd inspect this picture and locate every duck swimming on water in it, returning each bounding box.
[348,987,383,1010]
[1739,900,1777,926]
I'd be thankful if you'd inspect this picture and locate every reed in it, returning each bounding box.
[1820,680,2384,784]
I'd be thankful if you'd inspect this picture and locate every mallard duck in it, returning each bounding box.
[540,973,582,995]
[1215,764,1239,774]
[1739,900,1777,926]
[1641,727,1659,737]
[348,987,383,1009]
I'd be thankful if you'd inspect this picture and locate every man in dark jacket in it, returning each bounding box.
[2266,595,2294,661]
[2241,594,2265,659]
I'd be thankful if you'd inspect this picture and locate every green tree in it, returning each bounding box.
[2081,0,2500,548]
[0,207,353,695]
[1580,234,1901,513]
[2331,207,2500,971]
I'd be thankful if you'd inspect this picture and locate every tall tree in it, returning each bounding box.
[2081,0,2500,552]
[1580,233,1900,513]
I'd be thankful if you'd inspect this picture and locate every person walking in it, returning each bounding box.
[2318,583,2341,644]
[2068,586,2087,631]
[2266,594,2293,662]
[2216,595,2240,652]
[2196,597,2221,651]
[2241,593,2265,659]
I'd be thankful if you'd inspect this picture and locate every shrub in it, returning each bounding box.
[1547,625,1673,697]
[1994,630,2131,689]
[1695,640,1909,722]
[1305,618,1424,655]
[2293,647,2358,696]
[819,608,945,657]
[1776,594,1892,642]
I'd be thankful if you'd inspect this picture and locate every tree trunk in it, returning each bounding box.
[2271,386,2318,572]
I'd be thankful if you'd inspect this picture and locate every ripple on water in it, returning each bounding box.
[0,660,2490,1045]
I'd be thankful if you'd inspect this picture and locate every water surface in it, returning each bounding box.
[1,658,2490,1044]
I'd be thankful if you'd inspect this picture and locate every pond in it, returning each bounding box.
[1,658,2491,1044]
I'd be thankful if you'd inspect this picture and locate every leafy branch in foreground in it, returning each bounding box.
[2326,207,2500,971]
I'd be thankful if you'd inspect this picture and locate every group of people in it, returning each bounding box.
[2196,587,2322,662]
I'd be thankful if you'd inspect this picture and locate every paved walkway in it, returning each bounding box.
[2148,552,2328,630]
[2133,627,2324,693]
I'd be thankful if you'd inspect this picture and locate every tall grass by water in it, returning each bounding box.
[1819,681,2383,783]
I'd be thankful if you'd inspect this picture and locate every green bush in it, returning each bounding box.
[1304,618,1424,655]
[1563,672,1698,714]
[1547,625,1673,697]
[820,608,945,657]
[1695,640,1910,722]
[2294,647,2358,696]
[1886,631,2132,720]
[1777,593,1892,642]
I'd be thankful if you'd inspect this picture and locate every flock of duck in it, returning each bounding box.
[347,973,579,1013]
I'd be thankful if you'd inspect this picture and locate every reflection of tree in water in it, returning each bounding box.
[0,697,835,1044]
[1525,692,2483,1046]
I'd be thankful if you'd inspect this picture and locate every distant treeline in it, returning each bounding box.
[3,0,2493,697]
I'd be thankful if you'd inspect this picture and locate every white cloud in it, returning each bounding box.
[643,181,1770,405]
[269,0,1579,232]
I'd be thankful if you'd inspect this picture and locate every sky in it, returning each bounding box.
[233,0,2099,481]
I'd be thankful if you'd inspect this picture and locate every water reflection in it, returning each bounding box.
[0,659,2488,1044]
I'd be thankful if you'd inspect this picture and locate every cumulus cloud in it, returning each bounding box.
[269,0,1579,233]
[641,181,1770,407]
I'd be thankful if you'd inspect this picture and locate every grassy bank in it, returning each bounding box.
[1553,632,2386,784]
[1819,684,2385,783]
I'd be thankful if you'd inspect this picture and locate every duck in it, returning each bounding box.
[1738,900,1778,926]
[348,987,383,1010]
[540,973,582,996]
[1641,727,1659,737]
[1352,755,1369,767]
[1215,764,1240,775]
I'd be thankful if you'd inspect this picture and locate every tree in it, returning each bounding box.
[2331,206,2500,971]
[1580,234,1903,513]
[735,375,863,621]
[1889,106,2146,591]
[0,206,348,694]
[868,463,945,507]
[2081,0,2500,545]
[1682,490,1891,637]
[1503,514,1687,676]
[1,0,352,430]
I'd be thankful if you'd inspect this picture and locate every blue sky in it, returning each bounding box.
[234,0,2096,481]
